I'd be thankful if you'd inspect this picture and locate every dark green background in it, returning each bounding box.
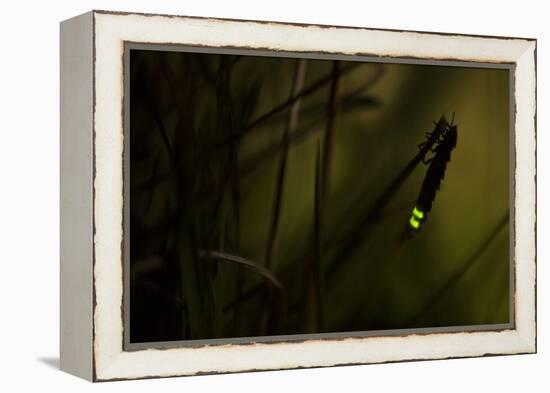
[129,49,510,343]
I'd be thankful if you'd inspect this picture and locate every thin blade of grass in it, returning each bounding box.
[199,250,284,290]
[265,59,308,269]
[152,109,174,164]
[321,61,340,197]
[144,153,162,216]
[313,140,325,330]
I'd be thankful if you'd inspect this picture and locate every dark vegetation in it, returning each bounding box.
[129,50,510,343]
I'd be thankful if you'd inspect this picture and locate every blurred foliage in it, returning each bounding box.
[129,49,510,343]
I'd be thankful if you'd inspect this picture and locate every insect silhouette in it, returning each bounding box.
[408,115,458,233]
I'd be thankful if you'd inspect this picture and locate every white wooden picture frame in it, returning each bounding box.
[60,10,536,381]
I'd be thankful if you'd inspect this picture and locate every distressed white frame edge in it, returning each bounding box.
[60,11,94,381]
[61,10,536,382]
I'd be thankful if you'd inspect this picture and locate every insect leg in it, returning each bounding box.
[422,156,433,165]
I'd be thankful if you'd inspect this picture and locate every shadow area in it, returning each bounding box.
[37,356,59,370]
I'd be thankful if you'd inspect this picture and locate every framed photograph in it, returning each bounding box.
[60,10,537,381]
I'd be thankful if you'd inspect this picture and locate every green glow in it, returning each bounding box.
[409,216,420,229]
[413,207,424,219]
